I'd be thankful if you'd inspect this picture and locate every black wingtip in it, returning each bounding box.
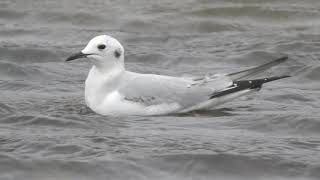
[277,55,289,61]
[235,75,291,89]
[262,75,291,83]
[263,55,289,67]
[272,55,289,65]
[210,75,291,99]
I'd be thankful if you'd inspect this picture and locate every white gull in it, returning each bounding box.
[66,35,289,116]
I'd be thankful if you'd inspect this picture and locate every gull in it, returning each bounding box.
[66,35,290,116]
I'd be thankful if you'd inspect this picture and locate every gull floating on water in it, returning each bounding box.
[66,35,289,116]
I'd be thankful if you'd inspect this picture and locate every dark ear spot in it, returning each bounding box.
[114,48,122,58]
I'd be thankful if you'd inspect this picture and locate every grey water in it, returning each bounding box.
[0,0,320,179]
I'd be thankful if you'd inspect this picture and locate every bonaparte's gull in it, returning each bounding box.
[66,35,290,116]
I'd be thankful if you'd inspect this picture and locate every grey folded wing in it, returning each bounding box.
[118,72,232,108]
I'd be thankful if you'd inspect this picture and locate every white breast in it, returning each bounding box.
[84,66,123,113]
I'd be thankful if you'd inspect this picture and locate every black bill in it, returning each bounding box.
[66,52,89,61]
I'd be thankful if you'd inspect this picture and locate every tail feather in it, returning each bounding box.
[227,56,288,81]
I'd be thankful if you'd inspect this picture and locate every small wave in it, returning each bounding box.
[0,62,42,80]
[129,53,166,64]
[0,103,14,115]
[147,153,313,178]
[0,9,26,19]
[267,94,313,103]
[121,20,164,34]
[181,20,244,33]
[0,29,34,37]
[0,154,317,180]
[247,114,320,134]
[35,11,105,26]
[275,41,320,53]
[189,5,317,21]
[1,114,88,128]
[121,17,241,34]
[284,65,320,82]
[304,66,320,81]
[185,4,320,31]
[44,145,83,156]
[225,51,285,66]
[0,47,60,63]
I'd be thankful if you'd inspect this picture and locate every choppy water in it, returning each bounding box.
[0,0,320,179]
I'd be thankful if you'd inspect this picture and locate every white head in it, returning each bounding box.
[66,35,125,71]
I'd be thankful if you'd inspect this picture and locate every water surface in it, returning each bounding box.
[0,0,320,179]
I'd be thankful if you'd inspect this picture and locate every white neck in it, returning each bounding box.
[91,56,124,73]
[85,59,125,110]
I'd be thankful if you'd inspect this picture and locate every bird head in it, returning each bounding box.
[66,35,124,71]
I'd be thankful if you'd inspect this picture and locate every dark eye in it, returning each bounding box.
[97,44,106,50]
